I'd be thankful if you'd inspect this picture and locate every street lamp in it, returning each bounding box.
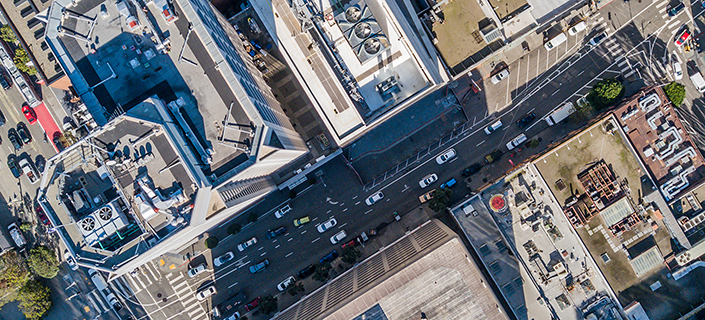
[47,222,76,233]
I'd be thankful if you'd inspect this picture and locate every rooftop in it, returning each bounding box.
[273,220,509,320]
[38,98,206,273]
[613,86,705,201]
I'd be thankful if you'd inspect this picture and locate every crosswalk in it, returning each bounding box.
[166,272,208,319]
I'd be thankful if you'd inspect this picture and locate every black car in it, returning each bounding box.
[319,250,339,264]
[7,156,20,178]
[297,264,317,278]
[0,109,5,127]
[461,163,482,177]
[266,226,287,239]
[35,155,45,173]
[0,72,11,90]
[7,128,22,150]
[668,2,685,17]
[17,122,31,144]
[516,112,536,128]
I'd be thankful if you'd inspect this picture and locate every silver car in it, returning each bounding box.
[237,237,258,252]
[187,263,207,278]
[316,218,337,233]
[490,69,510,84]
[330,230,347,244]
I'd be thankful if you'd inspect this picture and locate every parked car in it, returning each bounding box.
[440,178,457,189]
[244,297,261,311]
[330,230,347,244]
[365,191,384,205]
[187,263,207,278]
[196,286,217,301]
[293,216,310,227]
[516,112,536,128]
[249,259,269,273]
[36,206,50,226]
[316,218,337,233]
[267,226,287,239]
[418,173,438,188]
[506,133,528,151]
[484,150,503,164]
[319,250,339,263]
[214,251,235,267]
[674,61,683,80]
[22,105,37,124]
[19,158,39,184]
[435,148,456,164]
[419,189,435,203]
[341,239,356,249]
[297,264,317,278]
[568,21,587,36]
[64,252,79,271]
[675,29,690,47]
[274,204,291,218]
[237,237,258,252]
[8,128,22,150]
[17,122,31,144]
[0,109,6,127]
[461,163,482,177]
[588,32,607,46]
[7,156,21,178]
[277,276,295,292]
[668,2,685,16]
[490,68,510,84]
[0,72,11,90]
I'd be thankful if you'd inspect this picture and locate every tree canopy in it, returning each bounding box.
[27,246,59,279]
[13,48,37,76]
[428,188,452,212]
[0,25,17,43]
[17,280,52,320]
[664,82,686,106]
[587,78,624,110]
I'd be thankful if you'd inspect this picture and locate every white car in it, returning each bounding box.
[277,276,296,291]
[484,119,502,134]
[196,285,217,301]
[224,312,241,320]
[64,252,79,271]
[506,133,528,151]
[317,218,337,233]
[19,159,38,184]
[674,61,683,80]
[274,204,291,219]
[214,251,235,267]
[490,69,510,84]
[436,148,456,164]
[365,191,384,205]
[237,237,258,252]
[330,230,347,244]
[187,263,207,278]
[419,173,438,188]
[568,21,587,36]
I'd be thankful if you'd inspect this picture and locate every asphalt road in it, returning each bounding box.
[122,0,704,319]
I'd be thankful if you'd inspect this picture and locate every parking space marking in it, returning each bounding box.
[286,252,293,257]
[312,237,320,243]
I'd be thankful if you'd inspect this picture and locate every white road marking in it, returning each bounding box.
[656,1,667,8]
[364,209,372,215]
[352,195,358,199]
[476,140,485,146]
[275,244,280,249]
[342,208,348,212]
[285,252,293,257]
[312,237,320,243]
[260,252,266,256]
[338,222,348,229]
[258,247,264,251]
[288,238,294,242]
[576,70,584,77]
[355,201,360,205]
[668,21,681,29]
[228,282,239,288]
[301,230,307,234]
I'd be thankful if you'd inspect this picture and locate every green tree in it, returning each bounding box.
[664,81,686,106]
[0,25,17,43]
[227,223,242,235]
[341,246,361,264]
[428,188,452,212]
[17,280,52,319]
[312,262,331,282]
[288,282,304,296]
[13,48,37,76]
[27,246,59,279]
[0,251,30,289]
[247,212,258,223]
[587,78,624,110]
[205,236,219,249]
[569,98,594,123]
[259,295,278,314]
[20,222,32,232]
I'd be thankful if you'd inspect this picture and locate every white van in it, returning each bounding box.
[544,33,568,51]
[568,21,587,36]
[691,72,705,93]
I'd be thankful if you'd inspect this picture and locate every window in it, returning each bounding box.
[479,244,491,256]
[489,261,502,275]
[495,239,507,253]
[513,276,523,287]
[502,283,515,296]
[601,252,611,263]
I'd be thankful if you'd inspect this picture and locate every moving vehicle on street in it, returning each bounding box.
[516,112,536,128]
[214,251,235,267]
[673,61,683,80]
[293,216,311,227]
[506,133,528,151]
[274,204,291,218]
[237,237,258,251]
[419,173,438,188]
[675,29,690,47]
[436,148,456,164]
[64,252,79,271]
[316,218,337,233]
[249,259,269,273]
[365,191,384,205]
[588,32,607,47]
[267,226,287,238]
[545,102,575,126]
[484,119,502,134]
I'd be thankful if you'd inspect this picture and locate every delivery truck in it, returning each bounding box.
[545,102,576,126]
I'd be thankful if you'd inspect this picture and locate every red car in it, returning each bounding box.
[341,239,356,249]
[675,29,690,47]
[244,296,261,311]
[22,105,37,124]
[36,206,51,226]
